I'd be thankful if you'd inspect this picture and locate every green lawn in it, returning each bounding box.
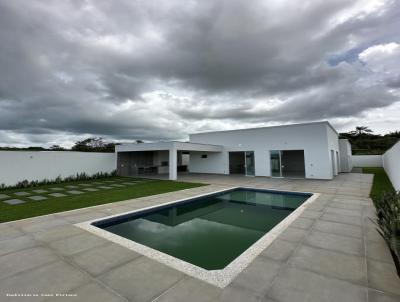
[0,177,205,223]
[362,167,395,201]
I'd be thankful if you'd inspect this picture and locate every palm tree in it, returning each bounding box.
[351,126,373,137]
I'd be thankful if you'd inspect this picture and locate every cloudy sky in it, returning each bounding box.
[0,0,399,147]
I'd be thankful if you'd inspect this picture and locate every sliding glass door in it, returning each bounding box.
[271,150,306,178]
[270,150,282,177]
[245,151,255,176]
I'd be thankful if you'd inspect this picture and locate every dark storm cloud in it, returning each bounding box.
[0,0,399,147]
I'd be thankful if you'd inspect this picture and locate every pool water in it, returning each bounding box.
[94,188,311,270]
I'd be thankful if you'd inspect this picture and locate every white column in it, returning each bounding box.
[169,147,177,180]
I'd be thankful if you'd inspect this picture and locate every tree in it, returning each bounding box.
[351,126,373,137]
[339,127,399,155]
[26,146,46,151]
[49,145,65,151]
[71,137,115,152]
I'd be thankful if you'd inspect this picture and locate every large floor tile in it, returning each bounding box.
[0,225,25,241]
[289,245,366,285]
[69,243,141,276]
[313,220,363,238]
[290,217,314,230]
[218,285,263,302]
[18,218,70,233]
[366,241,395,264]
[155,277,221,302]
[305,230,364,256]
[0,261,90,302]
[328,201,364,211]
[267,267,367,302]
[0,246,58,280]
[260,239,297,262]
[32,225,85,243]
[45,282,129,302]
[58,211,107,223]
[231,257,281,295]
[325,207,363,217]
[367,259,400,296]
[98,257,184,302]
[300,210,322,219]
[279,227,308,243]
[320,212,363,226]
[368,289,400,302]
[0,234,39,256]
[49,233,109,256]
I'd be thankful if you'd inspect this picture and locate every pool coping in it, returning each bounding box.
[76,187,320,288]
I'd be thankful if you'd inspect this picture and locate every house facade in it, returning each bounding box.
[115,121,352,180]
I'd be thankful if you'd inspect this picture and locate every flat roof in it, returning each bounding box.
[190,121,338,136]
[116,141,223,153]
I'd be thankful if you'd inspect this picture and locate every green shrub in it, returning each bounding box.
[374,191,400,276]
[0,170,117,191]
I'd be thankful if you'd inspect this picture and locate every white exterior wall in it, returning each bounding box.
[339,139,353,172]
[382,141,400,191]
[188,151,228,174]
[190,122,336,179]
[326,125,340,176]
[352,155,383,167]
[0,151,116,186]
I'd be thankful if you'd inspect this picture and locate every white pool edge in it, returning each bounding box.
[76,187,320,288]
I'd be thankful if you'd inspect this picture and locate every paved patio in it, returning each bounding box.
[0,173,399,302]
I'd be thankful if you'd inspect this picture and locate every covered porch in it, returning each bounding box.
[116,141,223,180]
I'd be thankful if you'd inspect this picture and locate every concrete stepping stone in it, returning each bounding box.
[65,185,79,189]
[91,182,103,185]
[97,186,113,190]
[49,193,67,198]
[67,190,84,195]
[82,188,99,192]
[0,194,10,199]
[14,192,30,196]
[32,189,48,194]
[3,199,25,205]
[110,184,125,187]
[103,180,116,183]
[28,195,47,201]
[122,182,136,185]
[79,184,92,187]
[49,187,64,191]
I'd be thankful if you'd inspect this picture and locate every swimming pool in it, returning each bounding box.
[79,187,317,287]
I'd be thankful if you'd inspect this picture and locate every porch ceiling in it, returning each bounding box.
[116,141,223,153]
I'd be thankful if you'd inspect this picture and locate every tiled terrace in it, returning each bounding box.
[0,173,399,302]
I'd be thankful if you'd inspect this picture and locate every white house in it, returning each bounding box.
[115,121,352,180]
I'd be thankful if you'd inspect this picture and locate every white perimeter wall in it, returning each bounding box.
[383,141,400,191]
[352,155,383,167]
[0,151,116,186]
[189,122,337,179]
[339,139,353,173]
